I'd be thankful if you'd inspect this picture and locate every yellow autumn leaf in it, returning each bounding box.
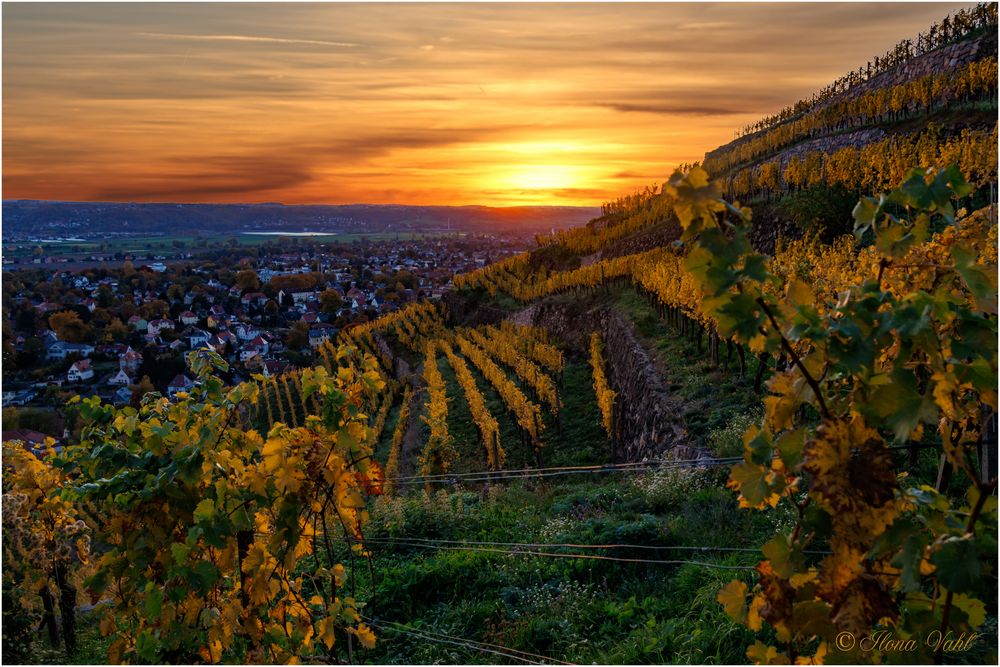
[353,623,377,649]
[316,616,336,650]
[747,640,790,665]
[717,580,749,623]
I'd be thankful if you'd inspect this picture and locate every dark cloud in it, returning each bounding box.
[610,170,655,180]
[602,102,747,116]
[92,156,313,200]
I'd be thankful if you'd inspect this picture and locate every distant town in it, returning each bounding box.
[1,231,537,441]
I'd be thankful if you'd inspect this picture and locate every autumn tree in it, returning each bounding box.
[235,270,260,292]
[319,289,343,316]
[106,319,129,342]
[48,311,91,343]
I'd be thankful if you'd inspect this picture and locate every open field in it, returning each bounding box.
[1,230,460,261]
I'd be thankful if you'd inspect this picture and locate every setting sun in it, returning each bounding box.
[501,164,580,191]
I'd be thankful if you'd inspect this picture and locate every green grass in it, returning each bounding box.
[612,287,764,448]
[3,231,455,258]
[9,606,112,665]
[361,476,781,664]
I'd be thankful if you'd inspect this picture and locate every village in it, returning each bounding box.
[1,233,528,441]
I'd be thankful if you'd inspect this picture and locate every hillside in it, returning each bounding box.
[3,4,997,666]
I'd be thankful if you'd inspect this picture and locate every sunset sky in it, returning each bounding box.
[2,2,974,206]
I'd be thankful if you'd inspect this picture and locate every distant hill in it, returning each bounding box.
[0,200,600,241]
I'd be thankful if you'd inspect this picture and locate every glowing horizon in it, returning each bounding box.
[2,2,974,207]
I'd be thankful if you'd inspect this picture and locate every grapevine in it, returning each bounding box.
[588,332,617,440]
[659,165,996,664]
[440,339,505,471]
[417,341,457,479]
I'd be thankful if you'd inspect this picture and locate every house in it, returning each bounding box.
[262,359,289,378]
[108,369,132,386]
[185,328,211,349]
[179,310,199,326]
[3,389,38,407]
[97,343,128,357]
[167,374,195,397]
[47,341,95,361]
[309,324,336,349]
[204,335,225,354]
[67,359,94,382]
[120,347,143,373]
[147,318,175,336]
[215,330,237,348]
[113,386,134,406]
[234,323,260,342]
[41,330,59,349]
[282,290,315,306]
[241,292,268,307]
[128,316,148,331]
[243,335,269,359]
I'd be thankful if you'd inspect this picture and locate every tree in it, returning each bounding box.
[285,321,310,350]
[319,289,343,316]
[166,284,185,304]
[140,300,169,321]
[235,270,260,292]
[106,319,128,342]
[129,375,155,407]
[96,285,115,309]
[48,311,91,343]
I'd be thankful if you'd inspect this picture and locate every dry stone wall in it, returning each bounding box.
[525,302,701,463]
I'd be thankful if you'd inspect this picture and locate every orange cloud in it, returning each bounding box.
[2,2,975,206]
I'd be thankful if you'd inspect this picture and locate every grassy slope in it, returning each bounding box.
[364,474,780,664]
[357,290,790,664]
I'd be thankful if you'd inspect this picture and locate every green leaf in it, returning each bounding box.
[762,535,802,578]
[144,587,163,619]
[775,429,805,469]
[729,461,771,507]
[890,531,930,593]
[852,197,878,236]
[193,498,215,524]
[865,368,938,442]
[931,537,981,594]
[135,629,161,662]
[951,593,986,628]
[188,560,220,594]
[171,542,191,566]
[952,244,997,312]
